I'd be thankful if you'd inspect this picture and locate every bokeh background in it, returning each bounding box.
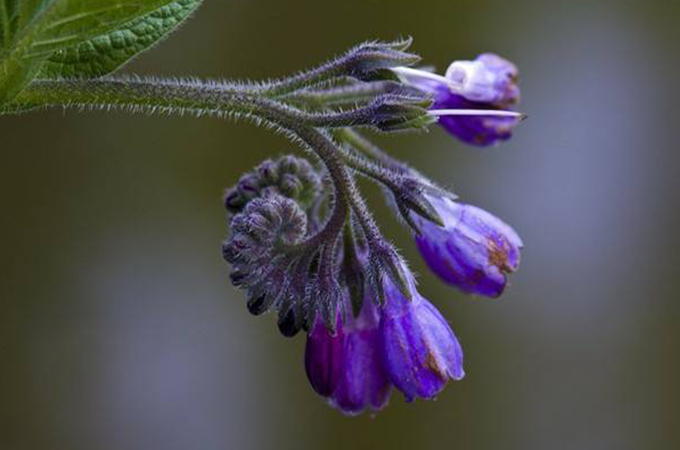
[1,1,679,449]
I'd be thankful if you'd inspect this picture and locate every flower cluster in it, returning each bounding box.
[306,272,464,414]
[222,40,524,415]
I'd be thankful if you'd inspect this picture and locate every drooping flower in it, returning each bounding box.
[392,53,523,146]
[329,298,392,415]
[305,314,345,397]
[412,194,523,297]
[380,272,465,401]
[304,297,392,415]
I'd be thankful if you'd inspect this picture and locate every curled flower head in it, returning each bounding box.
[380,273,464,401]
[224,155,322,215]
[412,194,523,297]
[392,53,523,146]
[222,193,309,329]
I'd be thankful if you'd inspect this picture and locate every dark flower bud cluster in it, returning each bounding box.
[224,155,322,215]
[220,39,526,415]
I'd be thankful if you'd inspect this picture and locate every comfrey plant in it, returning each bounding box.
[0,1,524,416]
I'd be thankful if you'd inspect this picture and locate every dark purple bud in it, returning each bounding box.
[413,195,523,297]
[246,294,268,316]
[224,188,245,213]
[329,299,392,415]
[279,173,303,198]
[229,267,248,286]
[305,315,344,397]
[380,275,464,402]
[278,308,301,337]
[237,174,261,200]
[257,159,279,185]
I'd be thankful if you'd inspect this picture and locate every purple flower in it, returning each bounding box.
[304,314,344,397]
[304,299,392,415]
[413,194,523,297]
[393,53,523,146]
[433,91,521,146]
[329,299,392,415]
[380,274,464,401]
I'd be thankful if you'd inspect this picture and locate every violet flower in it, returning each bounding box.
[304,314,345,397]
[413,194,523,297]
[329,299,392,415]
[393,53,523,146]
[304,297,392,415]
[380,273,465,401]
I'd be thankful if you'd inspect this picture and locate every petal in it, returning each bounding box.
[304,317,344,397]
[380,283,464,401]
[414,199,523,297]
[331,328,392,415]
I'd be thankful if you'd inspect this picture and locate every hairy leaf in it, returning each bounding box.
[39,0,200,78]
[0,0,197,104]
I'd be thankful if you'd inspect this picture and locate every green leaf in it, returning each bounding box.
[39,0,200,79]
[0,0,198,104]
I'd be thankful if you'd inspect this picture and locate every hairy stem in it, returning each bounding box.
[261,64,350,98]
[283,81,401,106]
[4,78,392,129]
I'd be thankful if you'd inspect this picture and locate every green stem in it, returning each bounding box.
[4,78,393,130]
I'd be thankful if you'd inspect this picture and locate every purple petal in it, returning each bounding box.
[412,197,523,297]
[380,280,464,401]
[304,316,344,397]
[331,326,392,415]
[433,87,520,147]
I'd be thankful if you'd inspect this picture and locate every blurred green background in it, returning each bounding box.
[1,1,679,449]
